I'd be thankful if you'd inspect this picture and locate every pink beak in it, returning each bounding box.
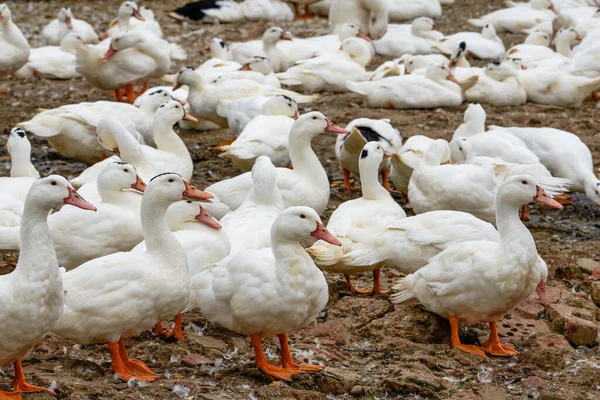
[533,186,563,210]
[356,30,372,41]
[65,17,73,30]
[383,151,392,159]
[132,8,146,21]
[131,175,147,192]
[536,280,549,306]
[98,32,108,40]
[292,111,299,120]
[194,206,221,229]
[240,63,251,71]
[447,73,461,85]
[102,46,117,61]
[324,119,348,134]
[575,33,583,41]
[280,32,293,41]
[549,3,558,14]
[183,180,213,201]
[183,110,199,122]
[311,221,341,246]
[64,187,97,211]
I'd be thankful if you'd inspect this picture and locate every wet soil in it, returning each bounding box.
[0,0,599,399]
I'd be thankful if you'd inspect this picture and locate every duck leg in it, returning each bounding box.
[380,169,398,193]
[213,137,237,150]
[344,274,371,295]
[519,205,530,221]
[294,3,312,20]
[7,360,54,396]
[161,314,185,341]
[250,334,302,381]
[278,334,325,372]
[553,193,573,205]
[113,89,126,103]
[136,81,149,97]
[343,169,360,191]
[107,342,135,382]
[483,321,518,357]
[118,339,159,380]
[0,393,19,400]
[592,91,600,100]
[125,84,136,105]
[449,316,486,357]
[371,268,390,295]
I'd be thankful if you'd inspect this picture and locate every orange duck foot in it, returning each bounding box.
[344,274,371,295]
[343,169,361,191]
[116,340,158,381]
[449,317,487,358]
[380,170,398,193]
[483,322,518,357]
[161,314,185,341]
[278,334,325,372]
[251,334,304,381]
[592,91,600,100]
[294,4,313,19]
[136,81,149,97]
[344,271,389,296]
[9,360,54,396]
[213,137,237,150]
[0,391,22,400]
[553,193,573,205]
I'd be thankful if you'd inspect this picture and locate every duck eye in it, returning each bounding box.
[521,180,528,185]
[168,178,175,183]
[300,214,306,219]
[459,147,462,151]
[51,181,57,186]
[175,105,180,109]
[124,168,129,173]
[187,200,192,203]
[312,116,317,120]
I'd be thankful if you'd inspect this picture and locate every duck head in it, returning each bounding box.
[583,176,600,207]
[207,38,227,58]
[531,0,557,13]
[338,23,371,41]
[263,95,298,119]
[550,15,571,41]
[134,88,174,109]
[449,42,469,68]
[118,1,145,22]
[0,4,13,24]
[524,30,551,46]
[29,175,96,212]
[481,23,498,40]
[340,37,372,67]
[58,7,74,29]
[272,206,341,246]
[411,17,436,36]
[498,175,563,210]
[263,27,293,45]
[360,141,392,169]
[426,63,460,84]
[167,200,221,230]
[6,127,31,157]
[485,61,519,81]
[173,66,203,90]
[147,173,213,204]
[240,56,274,75]
[103,31,147,60]
[292,112,347,140]
[449,136,473,164]
[98,162,146,197]
[155,100,198,125]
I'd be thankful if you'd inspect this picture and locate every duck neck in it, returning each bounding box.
[118,14,132,31]
[288,132,327,183]
[113,127,144,165]
[272,237,314,282]
[360,159,389,200]
[10,151,38,179]
[16,201,58,281]
[98,186,138,206]
[555,36,572,56]
[153,117,187,156]
[2,19,28,48]
[496,198,537,267]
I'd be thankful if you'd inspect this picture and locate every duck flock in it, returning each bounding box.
[0,0,599,397]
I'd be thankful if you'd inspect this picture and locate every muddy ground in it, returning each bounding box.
[1,0,599,399]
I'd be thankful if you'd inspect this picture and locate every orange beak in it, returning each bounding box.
[65,17,73,29]
[575,32,583,41]
[447,73,461,85]
[113,147,121,156]
[64,187,97,211]
[98,32,108,40]
[132,8,146,21]
[383,151,392,159]
[131,175,147,192]
[448,59,456,68]
[173,81,183,91]
[533,186,563,209]
[102,46,117,61]
[183,110,198,122]
[280,32,293,41]
[179,99,187,106]
[194,206,221,229]
[204,44,211,51]
[324,119,348,134]
[182,180,213,201]
[311,221,341,246]
[240,63,251,71]
[536,280,549,306]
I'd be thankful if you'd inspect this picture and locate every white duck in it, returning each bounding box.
[464,61,527,106]
[392,175,562,357]
[16,98,163,164]
[96,103,196,182]
[15,33,83,80]
[373,17,443,57]
[469,0,557,33]
[217,94,299,137]
[389,136,451,200]
[206,112,348,217]
[201,56,281,88]
[40,7,99,46]
[219,102,298,171]
[335,118,403,191]
[505,26,581,66]
[487,125,600,206]
[230,27,301,71]
[329,0,389,40]
[4,127,39,180]
[276,37,371,93]
[0,176,95,399]
[51,174,212,382]
[174,66,314,127]
[307,142,406,295]
[105,4,163,38]
[201,38,240,70]
[98,1,146,41]
[192,206,339,381]
[388,0,442,21]
[435,24,506,60]
[0,4,29,75]
[570,36,600,78]
[347,63,478,109]
[283,22,373,55]
[221,156,285,254]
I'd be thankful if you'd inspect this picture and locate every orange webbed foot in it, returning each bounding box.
[259,364,303,381]
[125,359,159,381]
[344,274,371,295]
[486,342,518,357]
[157,314,185,341]
[453,344,487,357]
[0,391,22,400]
[278,334,325,373]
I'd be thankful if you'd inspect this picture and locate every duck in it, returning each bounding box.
[373,17,444,57]
[40,7,99,46]
[218,103,298,171]
[217,94,298,137]
[51,174,211,381]
[201,0,294,23]
[435,24,506,60]
[507,57,600,107]
[220,157,285,253]
[307,142,406,295]
[98,1,147,41]
[368,60,404,81]
[174,66,314,128]
[15,33,83,80]
[16,97,165,164]
[464,61,527,105]
[79,30,185,104]
[206,112,348,217]
[335,118,403,191]
[132,200,226,340]
[389,136,451,200]
[392,175,562,357]
[388,0,442,21]
[0,4,30,75]
[202,56,281,88]
[505,26,581,67]
[276,37,371,93]
[96,103,196,182]
[105,4,163,38]
[347,63,479,109]
[487,125,600,206]
[522,14,571,39]
[469,0,557,33]
[283,23,373,55]
[191,206,339,381]
[368,53,449,81]
[169,0,221,21]
[0,176,96,399]
[570,35,600,78]
[329,0,388,40]
[4,127,39,180]
[570,8,600,38]
[503,30,552,67]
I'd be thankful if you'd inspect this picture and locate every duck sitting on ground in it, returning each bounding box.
[40,7,98,45]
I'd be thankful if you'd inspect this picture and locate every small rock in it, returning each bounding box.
[576,258,600,275]
[519,333,574,371]
[300,320,352,345]
[590,282,600,307]
[540,391,563,400]
[314,367,360,394]
[191,336,228,352]
[349,385,366,396]
[523,376,547,390]
[181,354,214,367]
[385,363,449,399]
[547,304,598,347]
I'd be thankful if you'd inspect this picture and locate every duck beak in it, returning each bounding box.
[64,187,97,211]
[521,64,528,70]
[549,3,558,14]
[179,99,187,106]
[132,8,146,21]
[292,111,299,120]
[183,110,198,122]
[383,151,393,159]
[98,32,108,40]
[113,147,121,156]
[447,73,461,85]
[204,44,211,51]
[182,180,213,201]
[448,59,456,68]
[102,45,117,61]
[194,206,222,229]
[173,81,183,91]
[356,30,372,41]
[533,186,563,209]
[65,17,73,29]
[131,175,147,193]
[311,221,341,246]
[536,280,549,306]
[240,63,251,71]
[575,32,583,41]
[324,119,348,134]
[280,32,293,41]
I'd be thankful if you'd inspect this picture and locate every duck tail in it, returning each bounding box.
[159,73,177,83]
[468,18,486,28]
[346,81,368,95]
[0,226,20,251]
[504,0,518,7]
[390,273,416,304]
[168,43,187,61]
[577,76,600,94]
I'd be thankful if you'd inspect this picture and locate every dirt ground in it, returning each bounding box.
[1,0,599,399]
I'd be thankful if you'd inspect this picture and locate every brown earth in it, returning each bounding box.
[1,0,599,399]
